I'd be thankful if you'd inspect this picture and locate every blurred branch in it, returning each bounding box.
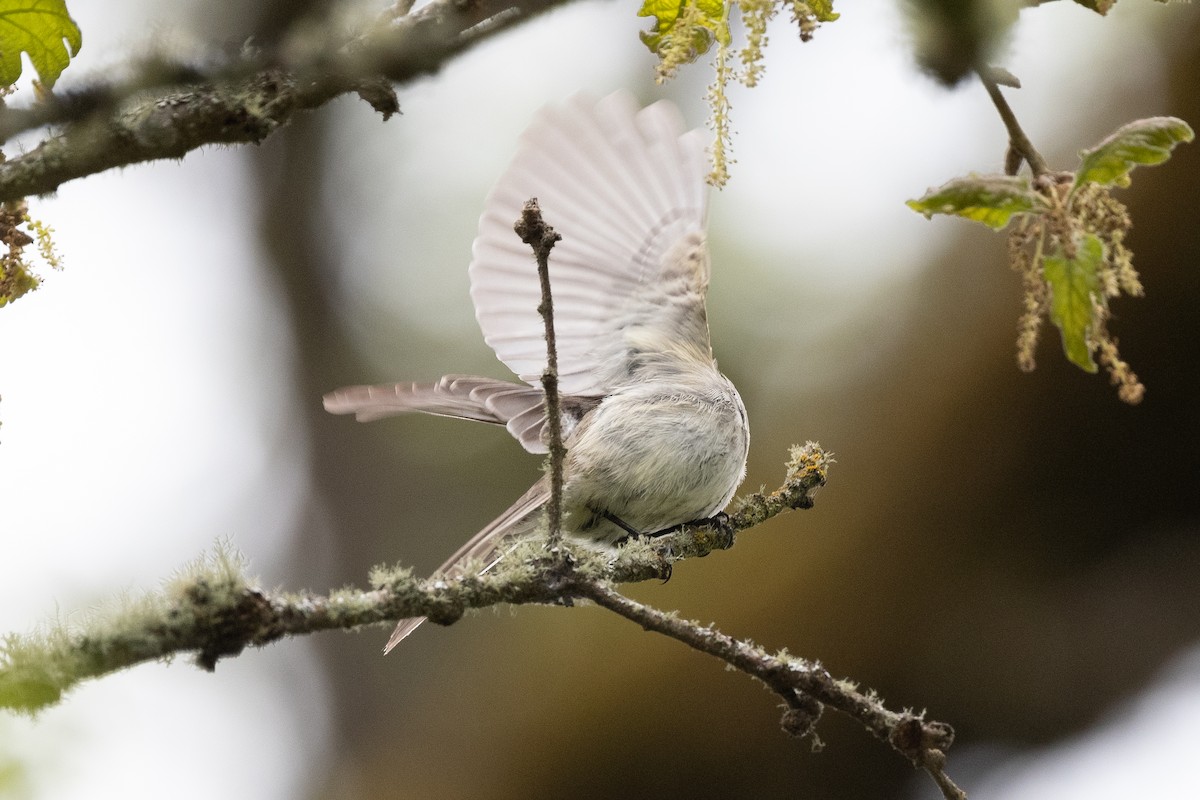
[0,0,573,203]
[977,66,1049,177]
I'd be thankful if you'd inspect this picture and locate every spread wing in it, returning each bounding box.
[468,91,711,396]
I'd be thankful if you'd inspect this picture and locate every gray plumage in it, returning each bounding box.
[324,92,750,652]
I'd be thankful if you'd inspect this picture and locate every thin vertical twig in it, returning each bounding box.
[514,198,566,544]
[977,67,1049,177]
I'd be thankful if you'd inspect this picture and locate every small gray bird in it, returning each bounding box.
[324,92,749,651]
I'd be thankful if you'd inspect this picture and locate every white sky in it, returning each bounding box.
[0,1,1190,798]
[942,645,1200,800]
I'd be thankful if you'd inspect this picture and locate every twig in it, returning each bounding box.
[514,198,566,543]
[577,582,966,800]
[977,66,1049,178]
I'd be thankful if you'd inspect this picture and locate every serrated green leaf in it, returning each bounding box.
[639,0,683,32]
[808,0,840,22]
[0,0,81,89]
[906,174,1044,230]
[1074,116,1194,190]
[1044,233,1104,373]
[638,0,728,58]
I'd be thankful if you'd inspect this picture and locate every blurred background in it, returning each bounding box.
[1,0,1198,798]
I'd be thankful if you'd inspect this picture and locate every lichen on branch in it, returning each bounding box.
[0,443,830,713]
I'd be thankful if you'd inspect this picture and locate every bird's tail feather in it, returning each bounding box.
[384,478,550,653]
[324,374,550,453]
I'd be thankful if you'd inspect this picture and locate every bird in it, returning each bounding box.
[324,91,749,652]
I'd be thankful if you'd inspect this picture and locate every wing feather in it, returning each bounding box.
[469,91,709,396]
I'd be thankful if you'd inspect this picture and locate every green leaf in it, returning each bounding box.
[1074,116,1194,190]
[1044,233,1104,373]
[0,259,39,306]
[806,0,840,22]
[638,0,683,41]
[0,0,81,89]
[638,0,729,58]
[906,174,1045,230]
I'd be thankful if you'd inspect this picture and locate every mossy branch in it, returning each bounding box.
[0,443,964,798]
[0,0,574,203]
[0,443,968,796]
[0,444,829,714]
[580,581,964,800]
